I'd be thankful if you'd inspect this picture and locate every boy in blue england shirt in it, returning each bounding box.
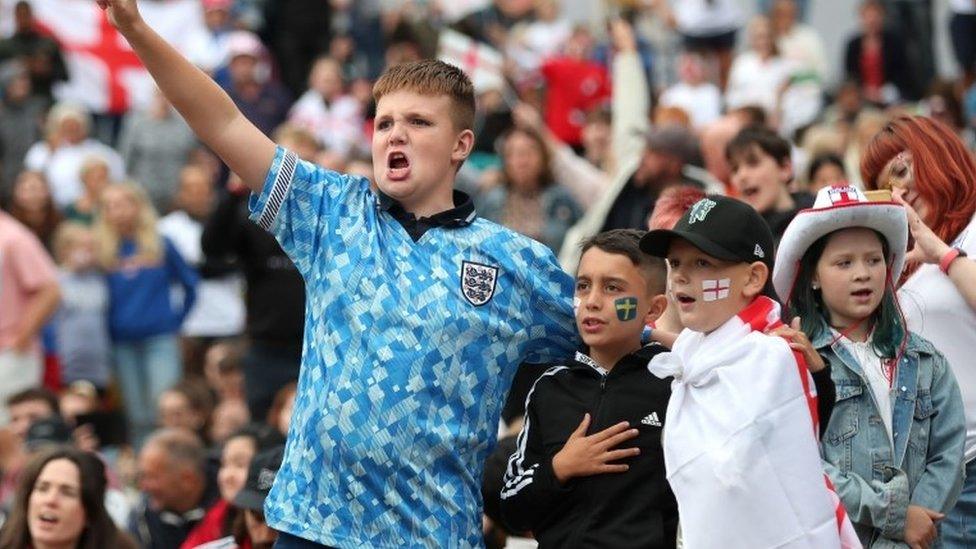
[101,1,579,547]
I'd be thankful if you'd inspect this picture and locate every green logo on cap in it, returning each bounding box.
[688,199,717,224]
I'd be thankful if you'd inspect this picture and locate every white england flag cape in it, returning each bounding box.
[648,297,860,548]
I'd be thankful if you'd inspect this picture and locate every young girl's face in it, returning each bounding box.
[218,435,255,502]
[13,172,51,212]
[65,231,97,271]
[813,228,887,330]
[102,188,140,235]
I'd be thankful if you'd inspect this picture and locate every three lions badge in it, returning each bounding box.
[461,261,498,306]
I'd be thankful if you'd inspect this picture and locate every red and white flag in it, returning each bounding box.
[18,0,207,114]
[438,28,504,94]
[648,297,861,548]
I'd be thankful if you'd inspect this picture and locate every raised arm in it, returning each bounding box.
[99,0,275,191]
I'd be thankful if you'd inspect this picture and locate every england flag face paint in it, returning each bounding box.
[702,278,731,302]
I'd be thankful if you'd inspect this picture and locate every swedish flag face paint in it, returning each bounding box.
[615,297,639,321]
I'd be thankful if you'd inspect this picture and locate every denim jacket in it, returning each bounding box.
[813,323,966,547]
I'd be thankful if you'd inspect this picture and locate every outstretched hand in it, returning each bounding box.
[551,413,640,484]
[893,190,951,265]
[96,0,143,34]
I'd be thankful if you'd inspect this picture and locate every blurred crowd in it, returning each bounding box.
[1,0,975,547]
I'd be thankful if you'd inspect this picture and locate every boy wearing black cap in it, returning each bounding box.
[640,196,859,548]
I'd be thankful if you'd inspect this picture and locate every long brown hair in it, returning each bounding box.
[0,447,138,549]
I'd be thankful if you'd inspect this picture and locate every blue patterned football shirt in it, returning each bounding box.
[249,147,578,548]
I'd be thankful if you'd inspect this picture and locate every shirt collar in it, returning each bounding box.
[377,189,477,228]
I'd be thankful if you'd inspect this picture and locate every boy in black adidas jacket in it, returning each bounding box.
[500,229,677,548]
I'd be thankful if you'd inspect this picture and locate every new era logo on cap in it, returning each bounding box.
[754,244,765,258]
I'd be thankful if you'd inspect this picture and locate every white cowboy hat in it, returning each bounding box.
[772,184,908,303]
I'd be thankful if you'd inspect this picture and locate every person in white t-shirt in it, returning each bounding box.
[158,164,245,376]
[725,15,794,126]
[659,52,722,130]
[862,115,976,548]
[286,55,366,158]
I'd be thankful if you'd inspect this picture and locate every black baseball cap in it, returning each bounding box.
[640,195,778,298]
[233,445,284,512]
[25,416,73,451]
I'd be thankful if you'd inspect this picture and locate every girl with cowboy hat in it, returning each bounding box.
[773,184,966,549]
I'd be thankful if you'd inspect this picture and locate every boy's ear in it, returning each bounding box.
[743,261,769,298]
[452,129,476,165]
[643,294,669,325]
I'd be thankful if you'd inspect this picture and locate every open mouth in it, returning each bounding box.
[851,289,873,299]
[37,512,59,525]
[387,151,411,180]
[675,293,696,304]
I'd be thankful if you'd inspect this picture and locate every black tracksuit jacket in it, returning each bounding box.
[499,345,677,548]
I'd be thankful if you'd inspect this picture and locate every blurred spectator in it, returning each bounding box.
[63,156,113,225]
[539,26,610,148]
[158,380,214,442]
[844,108,889,188]
[231,446,285,549]
[0,61,45,205]
[559,20,721,270]
[22,416,73,454]
[117,89,198,214]
[844,0,915,104]
[0,446,138,548]
[265,382,297,437]
[131,429,218,549]
[95,183,198,446]
[185,0,236,74]
[769,0,828,83]
[726,125,813,242]
[950,0,976,88]
[262,0,333,95]
[327,33,371,82]
[221,31,292,137]
[159,165,245,377]
[203,342,246,403]
[180,423,283,548]
[456,0,535,50]
[201,181,303,422]
[274,124,323,162]
[7,171,61,250]
[287,55,366,157]
[0,210,59,425]
[478,127,582,252]
[506,0,572,77]
[58,382,99,427]
[209,399,250,445]
[881,0,935,90]
[725,15,793,124]
[659,52,722,130]
[0,1,67,102]
[51,223,111,390]
[23,103,125,211]
[805,153,848,193]
[0,389,59,510]
[654,0,743,88]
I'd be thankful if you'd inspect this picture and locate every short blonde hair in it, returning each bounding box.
[52,222,95,266]
[93,183,162,269]
[372,59,475,131]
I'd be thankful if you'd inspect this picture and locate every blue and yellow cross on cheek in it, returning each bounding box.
[615,297,639,321]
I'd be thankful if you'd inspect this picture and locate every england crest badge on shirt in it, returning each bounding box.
[461,260,499,306]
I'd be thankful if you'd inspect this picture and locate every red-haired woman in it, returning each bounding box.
[863,115,976,548]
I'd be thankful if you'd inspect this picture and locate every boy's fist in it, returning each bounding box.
[551,414,640,484]
[96,0,143,34]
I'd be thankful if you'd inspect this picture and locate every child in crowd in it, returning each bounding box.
[64,155,113,224]
[726,125,814,242]
[102,1,578,545]
[773,185,966,548]
[157,378,214,441]
[181,423,284,549]
[232,446,286,549]
[642,195,859,547]
[95,182,197,446]
[51,222,111,390]
[500,229,676,547]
